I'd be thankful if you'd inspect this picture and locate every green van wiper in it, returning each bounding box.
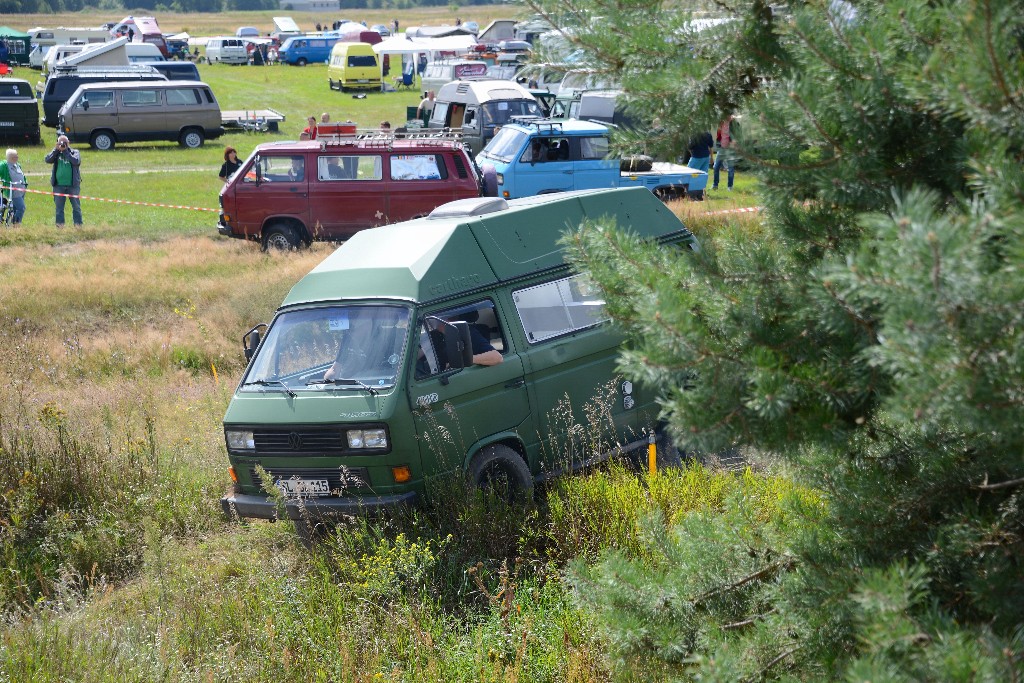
[242,379,297,397]
[306,377,379,396]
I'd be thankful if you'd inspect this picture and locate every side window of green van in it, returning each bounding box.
[415,300,506,379]
[513,274,607,344]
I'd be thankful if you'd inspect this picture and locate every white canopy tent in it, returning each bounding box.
[373,33,477,77]
[372,33,476,57]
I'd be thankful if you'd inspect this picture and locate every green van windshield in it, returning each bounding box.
[243,305,411,392]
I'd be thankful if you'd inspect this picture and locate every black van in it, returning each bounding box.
[0,79,41,144]
[40,65,168,128]
[145,61,201,81]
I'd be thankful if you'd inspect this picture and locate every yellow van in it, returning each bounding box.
[326,42,381,92]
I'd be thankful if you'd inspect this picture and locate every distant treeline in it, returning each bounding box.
[0,0,496,13]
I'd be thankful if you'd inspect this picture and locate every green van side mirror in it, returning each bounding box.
[242,323,267,362]
[425,317,474,382]
[441,321,474,370]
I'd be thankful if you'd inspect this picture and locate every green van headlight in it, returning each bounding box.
[347,429,388,449]
[225,429,255,451]
[363,429,387,448]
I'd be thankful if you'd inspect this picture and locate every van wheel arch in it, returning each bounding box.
[179,127,205,149]
[296,57,308,66]
[90,130,115,151]
[481,164,499,197]
[467,442,533,502]
[261,220,306,251]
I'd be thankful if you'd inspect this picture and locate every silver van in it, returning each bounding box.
[204,37,248,65]
[58,80,224,150]
[420,59,489,98]
[427,78,542,155]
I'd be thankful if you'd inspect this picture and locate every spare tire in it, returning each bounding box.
[481,164,499,197]
[621,154,654,172]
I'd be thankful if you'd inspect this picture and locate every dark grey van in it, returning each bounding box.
[0,79,41,144]
[40,65,168,128]
[146,61,201,81]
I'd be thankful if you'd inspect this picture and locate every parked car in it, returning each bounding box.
[40,65,168,127]
[0,79,41,144]
[236,27,260,39]
[326,42,381,91]
[217,135,481,249]
[279,34,340,66]
[219,187,699,543]
[58,80,223,150]
[204,37,248,65]
[427,78,542,155]
[420,59,488,98]
[370,24,391,37]
[145,61,200,81]
[477,118,707,200]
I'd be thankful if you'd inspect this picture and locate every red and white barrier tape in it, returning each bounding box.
[704,206,761,216]
[0,183,219,213]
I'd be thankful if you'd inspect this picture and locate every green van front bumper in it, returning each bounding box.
[221,491,418,521]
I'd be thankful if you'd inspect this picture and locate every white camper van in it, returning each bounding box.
[28,26,109,69]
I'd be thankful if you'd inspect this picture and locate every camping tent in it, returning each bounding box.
[0,27,32,66]
[372,33,477,77]
[372,33,476,57]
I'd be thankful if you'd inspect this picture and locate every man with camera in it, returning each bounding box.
[44,135,83,228]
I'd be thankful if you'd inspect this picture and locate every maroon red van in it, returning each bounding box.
[217,135,482,250]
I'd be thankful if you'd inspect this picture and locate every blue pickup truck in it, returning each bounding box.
[477,118,708,201]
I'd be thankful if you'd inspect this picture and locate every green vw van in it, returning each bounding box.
[220,187,699,539]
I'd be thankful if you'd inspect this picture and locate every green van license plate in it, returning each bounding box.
[275,478,330,496]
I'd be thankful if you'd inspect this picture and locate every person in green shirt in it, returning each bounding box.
[43,135,82,228]
[0,148,28,227]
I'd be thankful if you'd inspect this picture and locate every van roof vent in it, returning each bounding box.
[428,197,508,219]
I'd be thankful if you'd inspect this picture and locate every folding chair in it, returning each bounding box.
[396,71,415,91]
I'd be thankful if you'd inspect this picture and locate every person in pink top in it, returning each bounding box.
[713,115,736,191]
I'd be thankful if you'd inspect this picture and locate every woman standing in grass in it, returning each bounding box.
[219,146,241,184]
[0,149,27,227]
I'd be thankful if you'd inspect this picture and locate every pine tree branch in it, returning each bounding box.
[982,0,1014,105]
[722,608,776,630]
[821,280,878,344]
[789,22,866,83]
[972,475,1024,491]
[788,90,843,154]
[693,556,795,606]
[746,643,801,682]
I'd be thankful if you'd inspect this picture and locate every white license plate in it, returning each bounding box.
[357,79,368,83]
[275,478,330,496]
[0,122,14,127]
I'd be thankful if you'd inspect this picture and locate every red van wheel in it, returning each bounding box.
[261,223,301,251]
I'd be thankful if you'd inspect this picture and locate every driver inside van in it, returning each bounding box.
[288,156,304,182]
[415,310,502,378]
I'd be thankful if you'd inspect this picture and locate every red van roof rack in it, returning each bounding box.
[317,128,465,150]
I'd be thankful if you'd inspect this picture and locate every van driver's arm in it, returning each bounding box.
[468,327,503,366]
[473,349,503,366]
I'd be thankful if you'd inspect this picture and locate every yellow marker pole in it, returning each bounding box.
[648,433,657,476]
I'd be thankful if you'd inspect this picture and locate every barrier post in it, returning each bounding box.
[648,432,657,476]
